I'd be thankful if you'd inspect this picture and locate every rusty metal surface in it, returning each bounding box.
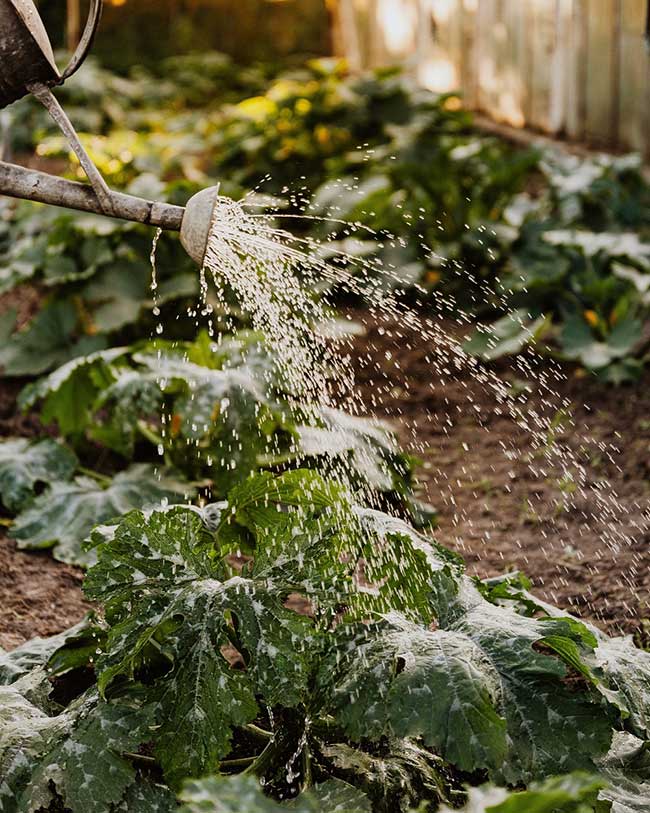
[0,0,60,108]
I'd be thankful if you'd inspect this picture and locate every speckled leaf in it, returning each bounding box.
[114,781,178,813]
[11,463,192,565]
[85,505,313,786]
[18,347,127,437]
[597,732,650,812]
[591,636,650,740]
[0,687,153,813]
[320,591,615,783]
[292,407,407,493]
[0,437,77,512]
[84,505,223,609]
[320,739,462,812]
[451,598,615,784]
[317,614,508,774]
[349,506,462,622]
[437,772,606,812]
[223,471,453,623]
[93,351,286,474]
[0,681,58,812]
[179,775,370,813]
[0,619,93,685]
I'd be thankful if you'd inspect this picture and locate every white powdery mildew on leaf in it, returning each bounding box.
[0,437,77,513]
[10,463,192,566]
[0,684,154,813]
[84,502,314,787]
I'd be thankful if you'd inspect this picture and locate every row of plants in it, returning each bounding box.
[1,50,650,812]
[0,329,432,568]
[4,55,650,381]
[0,240,648,812]
[2,366,650,810]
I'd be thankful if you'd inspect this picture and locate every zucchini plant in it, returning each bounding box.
[2,468,650,811]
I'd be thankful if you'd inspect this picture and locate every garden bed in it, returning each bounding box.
[2,310,648,652]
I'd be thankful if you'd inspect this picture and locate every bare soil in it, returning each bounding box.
[347,310,650,639]
[0,532,90,650]
[1,304,650,649]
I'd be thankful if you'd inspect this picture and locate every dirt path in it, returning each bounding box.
[0,371,91,650]
[347,311,650,639]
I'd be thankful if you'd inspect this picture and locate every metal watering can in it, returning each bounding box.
[0,0,218,264]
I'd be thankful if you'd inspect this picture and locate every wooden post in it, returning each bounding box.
[334,0,363,70]
[67,0,81,52]
[618,0,650,155]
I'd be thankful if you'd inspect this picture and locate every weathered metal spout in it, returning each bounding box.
[0,161,221,265]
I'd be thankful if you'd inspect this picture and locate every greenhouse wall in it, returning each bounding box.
[336,0,650,157]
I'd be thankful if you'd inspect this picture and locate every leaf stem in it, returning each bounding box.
[136,420,164,448]
[301,742,312,791]
[77,466,113,487]
[124,752,157,765]
[244,723,274,742]
[219,755,257,769]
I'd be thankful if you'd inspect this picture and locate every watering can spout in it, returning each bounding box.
[0,160,220,267]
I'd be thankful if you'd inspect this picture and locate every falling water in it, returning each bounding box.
[148,185,649,631]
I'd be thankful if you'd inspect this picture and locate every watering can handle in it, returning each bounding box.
[60,0,103,81]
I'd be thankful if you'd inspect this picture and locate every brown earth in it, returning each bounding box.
[346,309,650,639]
[0,532,90,650]
[1,304,650,649]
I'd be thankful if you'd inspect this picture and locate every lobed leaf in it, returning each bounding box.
[0,437,77,512]
[11,463,192,565]
[179,775,370,813]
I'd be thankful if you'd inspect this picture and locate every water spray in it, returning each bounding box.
[0,0,219,266]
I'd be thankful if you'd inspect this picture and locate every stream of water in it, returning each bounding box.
[150,185,648,628]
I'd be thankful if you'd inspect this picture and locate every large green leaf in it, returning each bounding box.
[113,781,178,813]
[559,312,642,372]
[0,618,93,686]
[280,407,431,512]
[464,310,550,361]
[84,504,314,786]
[220,470,455,622]
[93,350,286,474]
[179,775,370,813]
[317,614,508,774]
[0,301,106,377]
[450,595,614,784]
[590,638,650,740]
[319,739,463,812]
[18,347,127,436]
[438,772,606,812]
[0,686,154,813]
[319,594,616,783]
[597,732,650,812]
[10,463,192,565]
[0,437,77,512]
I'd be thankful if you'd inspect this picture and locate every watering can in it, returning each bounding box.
[0,0,217,264]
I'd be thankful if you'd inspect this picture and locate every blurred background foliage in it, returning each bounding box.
[3,6,650,384]
[36,0,332,71]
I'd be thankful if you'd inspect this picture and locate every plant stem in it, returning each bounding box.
[219,755,257,769]
[77,466,113,487]
[301,742,312,792]
[124,752,157,765]
[244,723,274,742]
